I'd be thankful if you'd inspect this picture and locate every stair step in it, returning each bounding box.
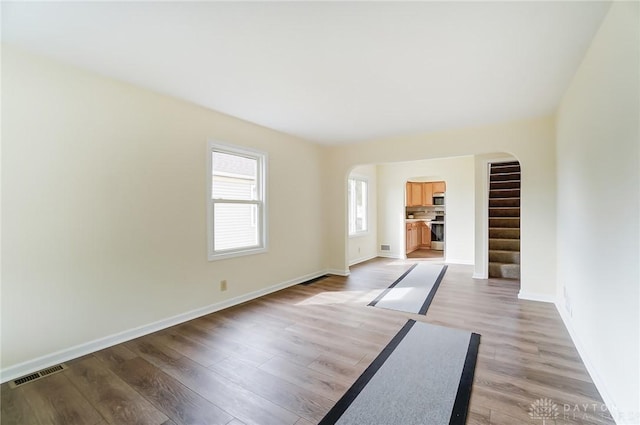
[489,238,521,251]
[489,228,520,239]
[491,161,520,168]
[489,218,520,228]
[489,189,520,198]
[489,250,521,264]
[489,207,520,217]
[489,198,520,208]
[490,181,521,190]
[491,162,520,171]
[489,172,521,182]
[489,262,521,279]
[490,167,521,174]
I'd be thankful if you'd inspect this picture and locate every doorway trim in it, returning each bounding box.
[404,176,447,261]
[473,155,519,279]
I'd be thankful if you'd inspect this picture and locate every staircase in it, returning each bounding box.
[488,161,521,279]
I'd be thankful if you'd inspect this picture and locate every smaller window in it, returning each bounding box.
[207,142,268,260]
[348,177,368,235]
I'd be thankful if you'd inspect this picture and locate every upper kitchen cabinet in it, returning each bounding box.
[406,182,423,206]
[405,181,446,207]
[422,183,433,206]
[432,181,446,194]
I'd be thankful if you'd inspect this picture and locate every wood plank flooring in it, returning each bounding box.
[0,258,615,425]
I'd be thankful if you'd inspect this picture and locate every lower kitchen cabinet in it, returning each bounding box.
[406,222,419,253]
[420,222,431,248]
[407,221,431,253]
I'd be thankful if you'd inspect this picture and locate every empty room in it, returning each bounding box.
[2,2,638,425]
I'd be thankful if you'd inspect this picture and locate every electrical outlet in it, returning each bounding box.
[220,280,228,292]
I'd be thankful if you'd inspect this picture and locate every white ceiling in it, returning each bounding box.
[2,1,611,145]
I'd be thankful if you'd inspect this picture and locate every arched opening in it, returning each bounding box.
[345,153,521,284]
[345,155,477,270]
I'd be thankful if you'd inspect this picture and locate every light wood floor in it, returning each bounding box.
[406,248,444,260]
[1,258,614,425]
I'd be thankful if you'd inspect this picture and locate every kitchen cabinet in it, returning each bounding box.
[411,223,417,252]
[407,221,432,253]
[432,181,446,193]
[420,222,431,248]
[406,182,423,207]
[410,183,423,206]
[406,222,420,253]
[422,183,433,206]
[405,183,411,206]
[405,181,445,207]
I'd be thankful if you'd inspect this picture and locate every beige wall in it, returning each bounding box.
[324,116,557,299]
[376,156,475,264]
[347,165,378,266]
[1,47,327,372]
[556,2,639,421]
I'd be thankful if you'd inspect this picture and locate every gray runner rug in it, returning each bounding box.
[368,263,447,314]
[319,320,480,425]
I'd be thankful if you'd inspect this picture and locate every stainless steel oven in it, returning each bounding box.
[431,222,444,250]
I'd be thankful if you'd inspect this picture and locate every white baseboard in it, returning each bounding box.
[472,273,487,279]
[555,304,620,424]
[348,254,377,266]
[325,268,350,276]
[445,258,474,265]
[0,269,328,384]
[376,251,403,259]
[517,291,556,303]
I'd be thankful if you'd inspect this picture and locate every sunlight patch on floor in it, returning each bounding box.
[294,289,379,306]
[376,287,417,301]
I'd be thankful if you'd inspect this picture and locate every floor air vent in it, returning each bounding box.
[9,363,67,388]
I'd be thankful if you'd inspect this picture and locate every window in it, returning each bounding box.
[348,177,368,235]
[207,142,267,260]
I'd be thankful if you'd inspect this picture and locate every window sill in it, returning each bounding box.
[349,232,370,239]
[208,246,268,261]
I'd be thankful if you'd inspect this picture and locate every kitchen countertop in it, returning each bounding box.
[406,219,444,224]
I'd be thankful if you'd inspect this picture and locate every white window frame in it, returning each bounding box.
[207,141,268,261]
[348,176,369,237]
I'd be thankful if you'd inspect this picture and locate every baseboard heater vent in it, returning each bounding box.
[380,245,391,251]
[9,363,67,389]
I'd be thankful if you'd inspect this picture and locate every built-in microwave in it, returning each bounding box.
[433,195,445,205]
